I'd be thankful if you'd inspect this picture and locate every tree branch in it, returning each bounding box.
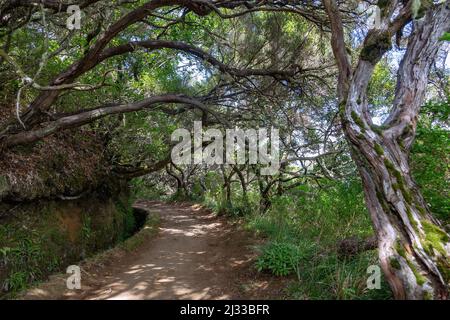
[384,2,450,147]
[322,0,352,99]
[113,154,172,179]
[1,94,213,148]
[99,39,302,79]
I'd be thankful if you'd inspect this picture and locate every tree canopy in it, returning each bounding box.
[0,0,449,300]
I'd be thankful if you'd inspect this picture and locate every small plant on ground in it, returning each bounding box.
[256,242,304,276]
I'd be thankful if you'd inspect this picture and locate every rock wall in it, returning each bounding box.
[0,193,135,297]
[0,130,110,202]
[0,129,134,298]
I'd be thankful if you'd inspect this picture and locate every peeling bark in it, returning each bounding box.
[324,0,450,299]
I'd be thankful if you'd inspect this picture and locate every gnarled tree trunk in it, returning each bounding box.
[346,123,449,299]
[324,0,450,299]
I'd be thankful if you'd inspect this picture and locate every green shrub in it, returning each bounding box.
[256,242,305,276]
[411,101,449,223]
[3,271,29,292]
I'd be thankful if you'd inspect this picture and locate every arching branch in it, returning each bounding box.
[1,94,215,148]
[99,39,302,79]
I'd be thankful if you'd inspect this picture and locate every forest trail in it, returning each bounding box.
[23,201,287,300]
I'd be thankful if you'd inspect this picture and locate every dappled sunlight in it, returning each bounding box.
[156,277,175,283]
[20,201,287,300]
[160,227,198,237]
[71,203,252,300]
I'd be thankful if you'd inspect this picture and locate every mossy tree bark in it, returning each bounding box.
[324,0,450,299]
[344,110,450,299]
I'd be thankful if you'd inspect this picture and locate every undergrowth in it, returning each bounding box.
[246,181,393,300]
[0,196,139,299]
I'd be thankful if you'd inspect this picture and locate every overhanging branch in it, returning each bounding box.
[1,94,216,148]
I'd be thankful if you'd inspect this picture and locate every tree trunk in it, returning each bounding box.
[345,124,449,299]
[232,165,248,203]
[341,56,450,299]
[323,0,450,299]
[225,180,231,205]
[221,166,233,208]
[166,164,188,199]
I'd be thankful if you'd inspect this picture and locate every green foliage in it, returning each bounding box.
[130,177,171,201]
[288,251,392,300]
[214,193,252,217]
[80,215,92,244]
[367,61,395,116]
[200,172,256,217]
[247,180,393,299]
[115,198,137,240]
[421,219,449,256]
[0,227,60,295]
[440,32,450,42]
[411,99,450,223]
[256,242,309,276]
[3,272,29,293]
[1,196,139,297]
[1,0,449,301]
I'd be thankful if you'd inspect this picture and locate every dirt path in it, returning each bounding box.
[23,201,288,300]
